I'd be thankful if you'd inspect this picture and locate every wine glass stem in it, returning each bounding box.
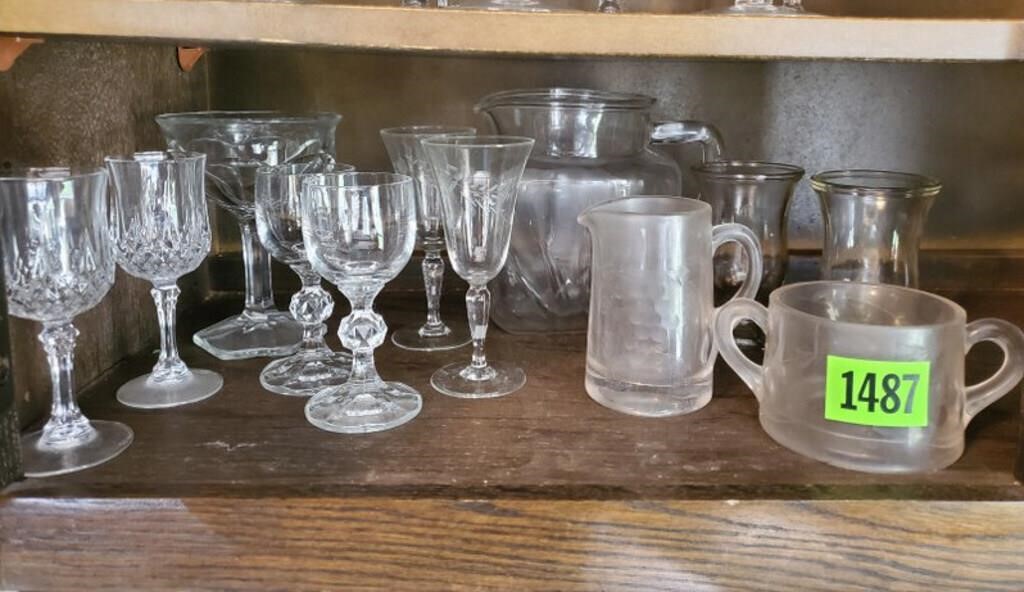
[466,284,490,370]
[340,288,384,385]
[151,283,188,381]
[240,221,275,315]
[292,267,332,353]
[422,249,445,331]
[38,322,94,447]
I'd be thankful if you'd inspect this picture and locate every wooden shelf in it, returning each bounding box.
[2,0,1024,61]
[3,290,1024,588]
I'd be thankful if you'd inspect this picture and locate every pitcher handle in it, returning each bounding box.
[713,298,768,402]
[650,121,724,163]
[711,223,763,302]
[963,318,1024,421]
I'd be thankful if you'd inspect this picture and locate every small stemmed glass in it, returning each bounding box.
[381,125,476,352]
[106,151,223,408]
[300,172,422,433]
[423,136,535,398]
[254,159,354,396]
[0,168,133,477]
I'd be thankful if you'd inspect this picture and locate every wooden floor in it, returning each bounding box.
[3,290,1024,589]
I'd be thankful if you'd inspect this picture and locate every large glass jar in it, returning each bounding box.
[476,88,724,333]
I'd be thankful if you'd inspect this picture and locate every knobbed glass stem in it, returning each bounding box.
[150,284,189,383]
[464,284,496,380]
[292,266,334,353]
[339,284,386,386]
[420,249,450,337]
[39,322,95,448]
[240,221,275,314]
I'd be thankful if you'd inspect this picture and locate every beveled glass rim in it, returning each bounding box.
[582,195,708,218]
[155,110,342,126]
[304,171,412,190]
[770,280,965,330]
[0,166,106,182]
[380,125,477,138]
[104,150,206,165]
[693,160,805,181]
[810,169,941,198]
[421,135,534,149]
[476,88,655,112]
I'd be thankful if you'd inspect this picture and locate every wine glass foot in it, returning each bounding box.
[193,310,303,360]
[391,324,471,352]
[21,420,134,478]
[703,4,807,16]
[304,381,422,434]
[431,360,526,399]
[117,369,223,409]
[260,350,353,397]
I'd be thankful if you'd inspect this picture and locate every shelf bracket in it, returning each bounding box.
[177,46,207,72]
[0,37,43,72]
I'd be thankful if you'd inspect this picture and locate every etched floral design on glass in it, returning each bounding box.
[380,125,476,352]
[107,151,223,409]
[422,135,535,399]
[254,159,355,396]
[0,167,132,477]
[301,172,421,433]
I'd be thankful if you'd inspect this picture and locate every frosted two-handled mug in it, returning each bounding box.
[714,281,1024,473]
[578,196,762,417]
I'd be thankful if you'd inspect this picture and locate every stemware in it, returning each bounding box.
[106,151,223,409]
[0,167,133,477]
[156,111,341,360]
[300,172,421,433]
[380,125,476,352]
[422,135,535,398]
[254,160,355,396]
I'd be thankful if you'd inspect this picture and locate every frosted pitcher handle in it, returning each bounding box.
[650,121,724,163]
[963,318,1024,421]
[713,298,768,402]
[711,223,762,303]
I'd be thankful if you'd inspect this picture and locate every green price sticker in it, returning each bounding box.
[824,355,930,428]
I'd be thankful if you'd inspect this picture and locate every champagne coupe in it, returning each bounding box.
[0,167,133,477]
[156,111,341,360]
[422,136,535,398]
[380,125,476,352]
[106,151,223,408]
[254,159,355,396]
[301,172,422,433]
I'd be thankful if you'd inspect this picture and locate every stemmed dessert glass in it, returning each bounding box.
[300,172,422,433]
[381,125,476,352]
[0,167,133,477]
[254,159,355,396]
[106,151,223,408]
[423,135,535,398]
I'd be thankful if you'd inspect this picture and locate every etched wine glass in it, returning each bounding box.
[380,125,476,352]
[254,159,355,396]
[422,135,535,398]
[0,167,133,477]
[300,172,421,433]
[106,151,223,409]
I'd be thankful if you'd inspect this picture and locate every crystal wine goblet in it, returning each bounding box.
[156,111,341,360]
[0,167,133,477]
[254,159,355,396]
[380,125,476,352]
[106,151,223,409]
[300,172,421,433]
[422,136,535,398]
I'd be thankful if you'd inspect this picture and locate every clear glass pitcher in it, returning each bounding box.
[714,281,1024,473]
[477,88,724,334]
[579,196,761,417]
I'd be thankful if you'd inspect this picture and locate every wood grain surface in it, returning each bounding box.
[4,497,1024,590]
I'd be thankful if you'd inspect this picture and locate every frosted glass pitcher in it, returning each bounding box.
[579,196,762,417]
[714,281,1024,473]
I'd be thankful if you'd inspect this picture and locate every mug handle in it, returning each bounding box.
[713,298,768,402]
[650,121,724,163]
[963,318,1024,421]
[711,223,763,303]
